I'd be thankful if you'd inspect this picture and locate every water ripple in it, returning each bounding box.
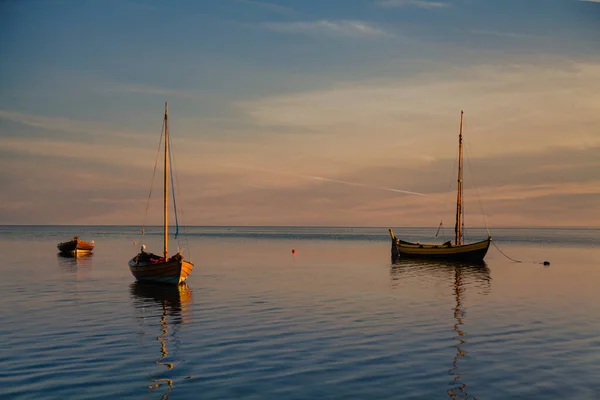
[1,229,600,399]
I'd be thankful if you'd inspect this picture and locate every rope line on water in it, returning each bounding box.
[491,239,523,263]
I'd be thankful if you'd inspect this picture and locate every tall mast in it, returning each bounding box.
[164,101,169,260]
[454,110,464,245]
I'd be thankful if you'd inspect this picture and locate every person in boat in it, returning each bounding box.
[137,244,164,263]
[138,244,153,262]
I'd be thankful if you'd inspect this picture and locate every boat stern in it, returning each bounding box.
[389,229,400,262]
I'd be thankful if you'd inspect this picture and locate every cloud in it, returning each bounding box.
[470,29,538,40]
[0,153,148,225]
[3,53,599,226]
[215,163,425,196]
[0,138,155,169]
[376,0,450,9]
[237,60,600,163]
[0,109,148,141]
[263,20,391,38]
[173,166,600,227]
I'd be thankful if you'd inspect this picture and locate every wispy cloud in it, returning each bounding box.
[470,29,538,40]
[237,60,600,162]
[263,20,391,38]
[217,163,425,195]
[0,138,155,169]
[0,109,147,141]
[578,0,600,3]
[376,0,450,9]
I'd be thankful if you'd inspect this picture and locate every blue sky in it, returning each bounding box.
[1,0,599,226]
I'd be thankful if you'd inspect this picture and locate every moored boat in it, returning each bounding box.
[390,111,491,262]
[57,236,95,255]
[129,251,193,285]
[128,102,194,285]
[389,231,490,262]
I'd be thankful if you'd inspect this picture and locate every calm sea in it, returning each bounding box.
[0,226,599,400]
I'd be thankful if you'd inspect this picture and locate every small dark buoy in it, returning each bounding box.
[543,261,550,266]
[292,248,296,254]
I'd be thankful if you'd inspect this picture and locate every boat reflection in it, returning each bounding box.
[390,259,491,294]
[390,259,490,399]
[130,282,193,399]
[57,253,93,276]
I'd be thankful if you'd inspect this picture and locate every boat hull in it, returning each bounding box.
[57,238,95,255]
[390,230,490,263]
[128,257,193,285]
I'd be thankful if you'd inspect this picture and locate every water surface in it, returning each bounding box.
[1,226,599,399]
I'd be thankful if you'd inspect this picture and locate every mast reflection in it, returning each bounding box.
[390,259,491,399]
[130,282,193,399]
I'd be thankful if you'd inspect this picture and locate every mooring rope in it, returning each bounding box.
[491,240,522,263]
[492,239,551,265]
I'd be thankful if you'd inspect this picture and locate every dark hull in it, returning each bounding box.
[395,244,490,262]
[57,238,95,255]
[390,229,490,263]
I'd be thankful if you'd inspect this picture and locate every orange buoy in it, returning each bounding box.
[292,248,296,254]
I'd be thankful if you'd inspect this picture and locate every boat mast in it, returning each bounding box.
[164,101,169,260]
[455,110,464,245]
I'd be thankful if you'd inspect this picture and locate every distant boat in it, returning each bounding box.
[389,111,491,262]
[57,236,94,255]
[128,102,194,285]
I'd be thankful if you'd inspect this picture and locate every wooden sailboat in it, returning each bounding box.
[57,236,95,255]
[128,102,194,285]
[389,111,491,262]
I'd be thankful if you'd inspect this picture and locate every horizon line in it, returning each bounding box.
[1,224,599,230]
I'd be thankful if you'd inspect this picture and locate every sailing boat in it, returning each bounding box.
[389,111,491,262]
[128,102,194,285]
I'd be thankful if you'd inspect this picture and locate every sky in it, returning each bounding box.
[1,0,599,227]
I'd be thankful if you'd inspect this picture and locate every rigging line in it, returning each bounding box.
[464,139,491,237]
[171,139,185,249]
[435,155,458,241]
[491,240,522,263]
[142,119,165,236]
[168,133,191,261]
[435,221,443,238]
[168,134,179,240]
